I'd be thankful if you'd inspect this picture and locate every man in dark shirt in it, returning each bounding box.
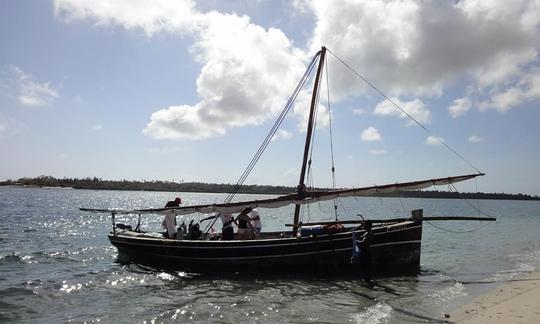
[165,197,181,208]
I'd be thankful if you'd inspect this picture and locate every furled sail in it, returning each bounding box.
[80,173,484,216]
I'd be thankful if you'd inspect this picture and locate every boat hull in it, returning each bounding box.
[109,221,422,273]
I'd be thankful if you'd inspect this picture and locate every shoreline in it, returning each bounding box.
[447,270,540,323]
[2,184,540,201]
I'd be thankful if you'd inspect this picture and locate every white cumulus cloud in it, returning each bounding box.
[361,126,382,142]
[448,97,472,118]
[55,0,307,140]
[374,97,431,125]
[425,135,444,146]
[306,0,540,99]
[480,69,540,112]
[54,0,540,140]
[1,66,59,107]
[369,149,387,155]
[468,134,485,143]
[271,129,292,142]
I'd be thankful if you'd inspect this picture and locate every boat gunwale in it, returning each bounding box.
[108,220,421,248]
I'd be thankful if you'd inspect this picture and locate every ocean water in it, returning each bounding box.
[1,186,539,323]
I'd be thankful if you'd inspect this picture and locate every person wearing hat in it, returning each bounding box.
[162,197,181,238]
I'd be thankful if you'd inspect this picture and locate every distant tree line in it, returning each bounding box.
[1,175,539,201]
[0,175,293,195]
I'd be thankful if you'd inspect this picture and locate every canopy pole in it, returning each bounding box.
[293,46,327,237]
[111,212,116,236]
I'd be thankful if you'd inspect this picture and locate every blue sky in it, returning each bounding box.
[1,0,539,195]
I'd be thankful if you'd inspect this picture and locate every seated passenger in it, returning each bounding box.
[201,213,235,240]
[249,209,262,236]
[235,207,256,240]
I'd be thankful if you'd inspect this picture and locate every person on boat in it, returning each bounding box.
[235,207,256,240]
[200,213,235,240]
[249,209,262,236]
[351,220,374,265]
[162,197,181,239]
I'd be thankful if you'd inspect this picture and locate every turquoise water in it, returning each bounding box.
[1,186,539,323]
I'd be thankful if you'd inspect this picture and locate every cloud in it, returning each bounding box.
[91,124,103,131]
[55,0,307,140]
[271,129,292,142]
[468,134,485,143]
[292,90,329,132]
[145,146,188,154]
[425,135,444,146]
[352,108,368,115]
[369,149,387,155]
[55,0,540,140]
[306,0,540,100]
[1,66,59,107]
[448,97,472,118]
[54,0,199,35]
[480,69,540,112]
[361,126,382,142]
[374,97,431,125]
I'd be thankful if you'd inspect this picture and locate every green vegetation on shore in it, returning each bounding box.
[1,175,539,201]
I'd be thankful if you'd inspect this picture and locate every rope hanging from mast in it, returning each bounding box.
[325,55,339,221]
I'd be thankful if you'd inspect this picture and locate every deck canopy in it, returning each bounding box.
[80,173,484,216]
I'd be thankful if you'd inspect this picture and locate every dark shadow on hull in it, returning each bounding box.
[115,252,421,279]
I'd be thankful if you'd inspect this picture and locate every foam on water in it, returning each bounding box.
[352,303,393,324]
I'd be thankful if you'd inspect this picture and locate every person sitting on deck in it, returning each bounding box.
[162,197,181,239]
[201,213,235,240]
[249,209,262,237]
[235,207,256,240]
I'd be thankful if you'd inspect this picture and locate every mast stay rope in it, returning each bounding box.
[326,49,483,175]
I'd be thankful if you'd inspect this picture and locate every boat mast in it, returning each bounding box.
[292,46,327,237]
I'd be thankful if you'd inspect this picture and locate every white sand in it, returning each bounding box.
[448,271,540,324]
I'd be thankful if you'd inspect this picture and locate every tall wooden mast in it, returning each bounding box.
[292,46,327,237]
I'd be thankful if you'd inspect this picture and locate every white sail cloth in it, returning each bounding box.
[80,173,484,216]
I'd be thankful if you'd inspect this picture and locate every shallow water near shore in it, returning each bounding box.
[1,186,539,323]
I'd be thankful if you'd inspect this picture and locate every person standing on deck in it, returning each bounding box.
[162,197,181,239]
[351,220,374,265]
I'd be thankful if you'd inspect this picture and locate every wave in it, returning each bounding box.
[351,303,393,324]
[0,253,34,265]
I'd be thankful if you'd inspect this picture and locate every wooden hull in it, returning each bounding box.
[109,221,422,273]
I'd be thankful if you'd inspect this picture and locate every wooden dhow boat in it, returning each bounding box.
[81,47,494,273]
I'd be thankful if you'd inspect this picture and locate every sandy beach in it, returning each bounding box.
[448,270,540,324]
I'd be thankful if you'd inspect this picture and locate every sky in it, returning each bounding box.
[0,0,539,195]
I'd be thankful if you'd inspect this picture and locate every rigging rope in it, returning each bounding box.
[325,57,339,221]
[425,219,492,233]
[202,52,320,235]
[449,183,494,218]
[326,49,483,175]
[226,52,320,202]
